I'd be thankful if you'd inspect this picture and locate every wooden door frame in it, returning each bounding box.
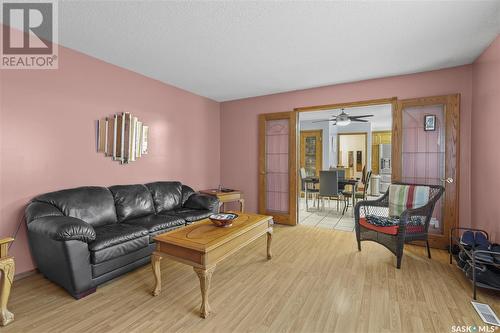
[337,132,368,176]
[300,129,323,177]
[295,97,397,113]
[295,97,397,178]
[393,94,460,248]
[258,111,297,226]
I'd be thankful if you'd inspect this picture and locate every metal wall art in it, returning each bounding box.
[97,112,149,164]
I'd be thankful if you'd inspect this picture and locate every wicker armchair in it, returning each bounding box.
[354,183,444,269]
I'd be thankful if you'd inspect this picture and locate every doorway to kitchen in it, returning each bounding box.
[337,133,367,180]
[297,99,394,231]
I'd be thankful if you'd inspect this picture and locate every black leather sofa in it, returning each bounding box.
[25,181,219,299]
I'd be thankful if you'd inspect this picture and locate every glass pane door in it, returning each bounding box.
[402,104,445,235]
[259,111,297,225]
[265,119,289,213]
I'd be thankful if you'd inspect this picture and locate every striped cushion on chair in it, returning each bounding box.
[388,184,430,217]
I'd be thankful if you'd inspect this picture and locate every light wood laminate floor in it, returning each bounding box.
[4,225,499,333]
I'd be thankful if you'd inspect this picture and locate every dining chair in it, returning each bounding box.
[343,171,372,213]
[358,171,372,201]
[361,165,367,184]
[318,170,345,213]
[300,168,319,211]
[335,168,346,193]
[300,167,307,192]
[334,168,346,181]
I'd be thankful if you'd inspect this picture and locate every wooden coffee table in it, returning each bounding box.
[151,212,273,318]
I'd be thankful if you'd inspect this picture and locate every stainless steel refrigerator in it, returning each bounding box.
[379,144,391,193]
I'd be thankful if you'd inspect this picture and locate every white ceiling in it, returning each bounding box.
[51,1,500,101]
[299,104,392,131]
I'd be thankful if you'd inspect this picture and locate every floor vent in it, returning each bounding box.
[472,301,500,326]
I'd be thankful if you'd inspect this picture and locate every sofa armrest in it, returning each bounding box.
[184,194,219,213]
[28,216,96,243]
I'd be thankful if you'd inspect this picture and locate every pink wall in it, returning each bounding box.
[3,24,497,276]
[220,66,473,228]
[0,44,221,274]
[471,36,500,242]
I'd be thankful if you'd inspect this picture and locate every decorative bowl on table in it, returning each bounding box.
[209,213,238,228]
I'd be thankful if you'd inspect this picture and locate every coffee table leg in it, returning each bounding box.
[194,266,215,318]
[151,253,162,296]
[267,230,273,260]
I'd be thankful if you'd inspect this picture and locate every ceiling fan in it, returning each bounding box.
[313,108,373,126]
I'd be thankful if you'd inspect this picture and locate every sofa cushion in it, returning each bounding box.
[90,237,149,264]
[89,224,148,251]
[33,186,117,227]
[184,193,219,212]
[146,181,183,213]
[162,208,212,223]
[89,224,149,264]
[90,244,155,279]
[123,214,185,233]
[108,184,155,222]
[181,185,195,205]
[91,245,154,277]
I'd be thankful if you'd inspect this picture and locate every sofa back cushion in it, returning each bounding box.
[109,184,155,222]
[33,186,117,227]
[181,185,195,205]
[145,181,183,213]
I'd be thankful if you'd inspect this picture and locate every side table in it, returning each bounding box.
[0,237,15,326]
[200,189,245,212]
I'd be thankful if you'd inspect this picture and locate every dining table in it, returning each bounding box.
[303,176,359,212]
